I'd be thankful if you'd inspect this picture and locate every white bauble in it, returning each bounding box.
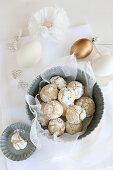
[92,54,113,77]
[17,40,42,68]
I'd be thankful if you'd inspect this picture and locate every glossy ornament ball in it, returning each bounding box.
[92,54,113,77]
[17,40,42,68]
[70,39,93,59]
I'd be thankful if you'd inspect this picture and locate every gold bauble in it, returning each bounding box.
[70,39,93,59]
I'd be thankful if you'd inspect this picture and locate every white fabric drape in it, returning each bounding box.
[0,24,113,170]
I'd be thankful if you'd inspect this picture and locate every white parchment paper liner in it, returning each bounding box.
[26,55,96,149]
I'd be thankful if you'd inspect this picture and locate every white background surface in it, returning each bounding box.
[0,0,113,170]
[0,0,113,43]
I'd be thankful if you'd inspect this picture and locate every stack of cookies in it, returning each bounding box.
[38,76,95,137]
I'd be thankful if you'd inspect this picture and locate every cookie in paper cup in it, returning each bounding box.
[26,66,104,139]
[0,122,36,161]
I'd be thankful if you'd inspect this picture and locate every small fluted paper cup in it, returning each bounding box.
[0,122,36,161]
[26,66,104,139]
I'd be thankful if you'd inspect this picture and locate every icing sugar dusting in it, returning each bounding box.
[49,118,65,134]
[38,116,49,126]
[80,110,86,120]
[40,84,58,102]
[68,81,84,99]
[11,132,27,150]
[44,101,63,119]
[50,118,64,128]
[58,88,75,106]
[50,76,67,89]
[76,97,95,112]
[66,105,86,124]
[47,86,54,92]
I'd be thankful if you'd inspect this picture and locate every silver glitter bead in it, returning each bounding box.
[11,70,22,79]
[18,80,28,88]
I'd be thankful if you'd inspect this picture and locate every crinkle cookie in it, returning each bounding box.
[75,96,95,117]
[66,121,82,135]
[50,76,67,90]
[58,87,76,106]
[43,100,63,120]
[66,105,86,124]
[68,81,84,99]
[40,84,58,102]
[38,103,49,126]
[48,118,65,136]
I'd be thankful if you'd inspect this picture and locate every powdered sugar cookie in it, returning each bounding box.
[40,84,58,102]
[38,116,49,126]
[66,105,86,124]
[48,118,65,136]
[43,100,63,120]
[68,81,84,99]
[50,76,67,90]
[66,121,82,135]
[58,87,76,106]
[75,96,95,117]
[38,102,49,126]
[40,102,46,115]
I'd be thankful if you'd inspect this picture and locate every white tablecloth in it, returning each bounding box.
[0,24,113,170]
